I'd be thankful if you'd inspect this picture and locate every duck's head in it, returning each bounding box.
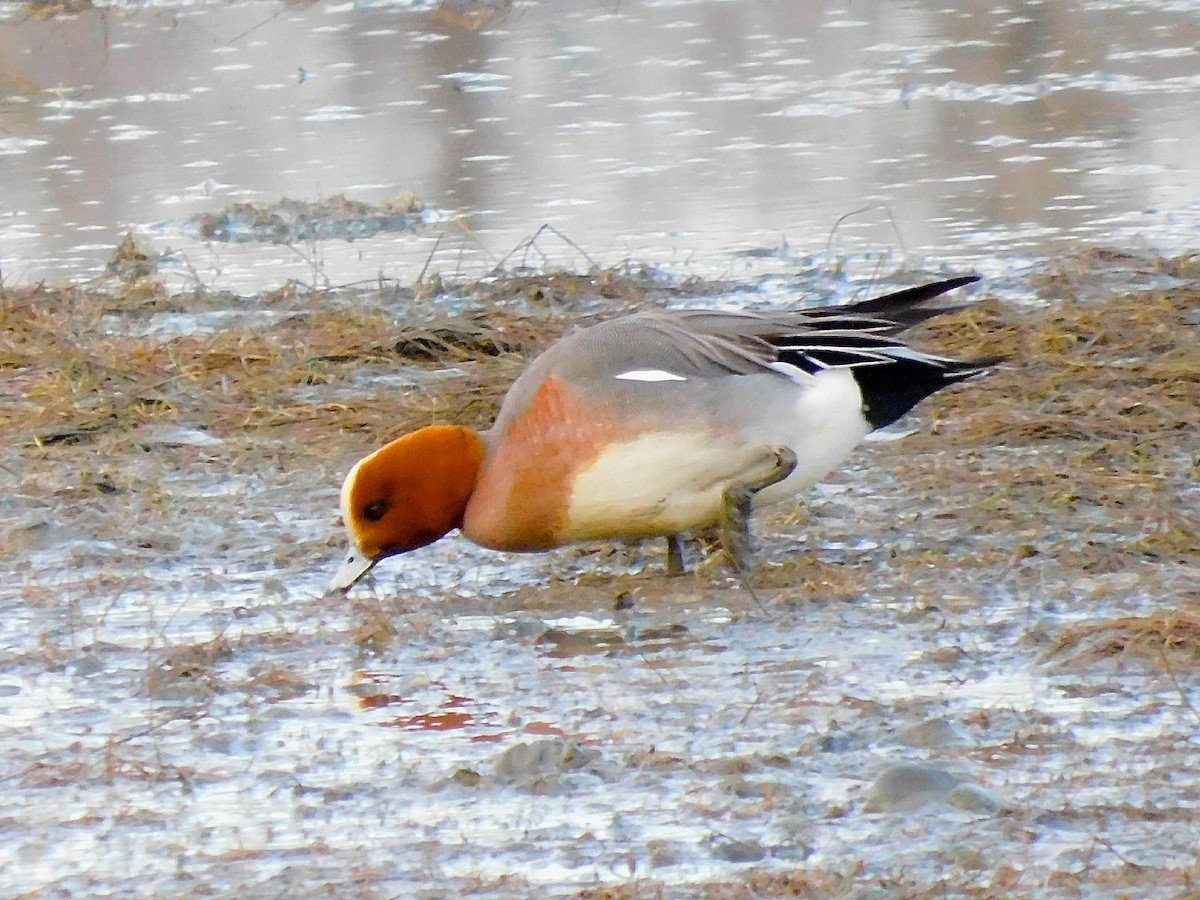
[327,425,485,593]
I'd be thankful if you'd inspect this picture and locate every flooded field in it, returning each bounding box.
[3,246,1200,897]
[3,0,1200,897]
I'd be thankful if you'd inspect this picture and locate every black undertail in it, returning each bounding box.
[850,355,997,430]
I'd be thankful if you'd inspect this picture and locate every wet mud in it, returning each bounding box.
[2,243,1199,896]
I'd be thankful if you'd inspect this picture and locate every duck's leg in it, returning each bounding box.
[720,447,798,571]
[665,533,687,576]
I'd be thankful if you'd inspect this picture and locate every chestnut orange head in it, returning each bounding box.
[327,425,485,592]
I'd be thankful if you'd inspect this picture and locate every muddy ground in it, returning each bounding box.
[2,246,1199,897]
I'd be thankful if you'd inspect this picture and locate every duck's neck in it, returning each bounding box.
[408,425,486,533]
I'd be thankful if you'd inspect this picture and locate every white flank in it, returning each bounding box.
[614,369,688,382]
[565,433,773,540]
[751,367,872,505]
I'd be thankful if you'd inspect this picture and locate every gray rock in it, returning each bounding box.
[494,738,600,787]
[712,837,766,863]
[946,783,1008,814]
[646,839,682,868]
[895,716,970,750]
[64,656,105,678]
[864,763,963,812]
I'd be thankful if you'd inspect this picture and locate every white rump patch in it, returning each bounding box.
[614,369,688,382]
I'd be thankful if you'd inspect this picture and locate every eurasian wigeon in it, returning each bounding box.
[329,275,997,591]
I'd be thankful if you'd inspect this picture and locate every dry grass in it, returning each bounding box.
[875,262,1200,582]
[0,283,528,457]
[916,286,1200,458]
[579,857,1200,899]
[23,0,95,17]
[190,192,427,244]
[0,260,732,459]
[1051,608,1200,667]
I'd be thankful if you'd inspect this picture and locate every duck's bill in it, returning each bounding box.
[326,551,376,594]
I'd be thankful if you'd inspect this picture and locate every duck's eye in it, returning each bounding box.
[363,499,389,522]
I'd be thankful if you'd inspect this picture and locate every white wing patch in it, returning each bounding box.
[614,369,688,382]
[879,344,960,365]
[767,360,820,381]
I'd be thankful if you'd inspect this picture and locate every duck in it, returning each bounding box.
[328,275,998,592]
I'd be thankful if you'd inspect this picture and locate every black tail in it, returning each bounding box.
[852,352,1001,430]
[798,275,982,335]
[842,275,981,327]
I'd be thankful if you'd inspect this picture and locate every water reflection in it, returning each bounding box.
[1,0,1197,288]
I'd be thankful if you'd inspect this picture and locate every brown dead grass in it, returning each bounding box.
[1052,608,1200,667]
[0,284,536,454]
[864,259,1200,588]
[0,260,732,460]
[144,636,233,699]
[581,856,1200,899]
[23,0,95,17]
[578,868,854,899]
[915,287,1200,456]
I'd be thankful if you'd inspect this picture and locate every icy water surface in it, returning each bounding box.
[2,0,1199,289]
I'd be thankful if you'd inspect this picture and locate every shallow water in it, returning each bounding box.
[5,495,1199,895]
[2,0,1199,289]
